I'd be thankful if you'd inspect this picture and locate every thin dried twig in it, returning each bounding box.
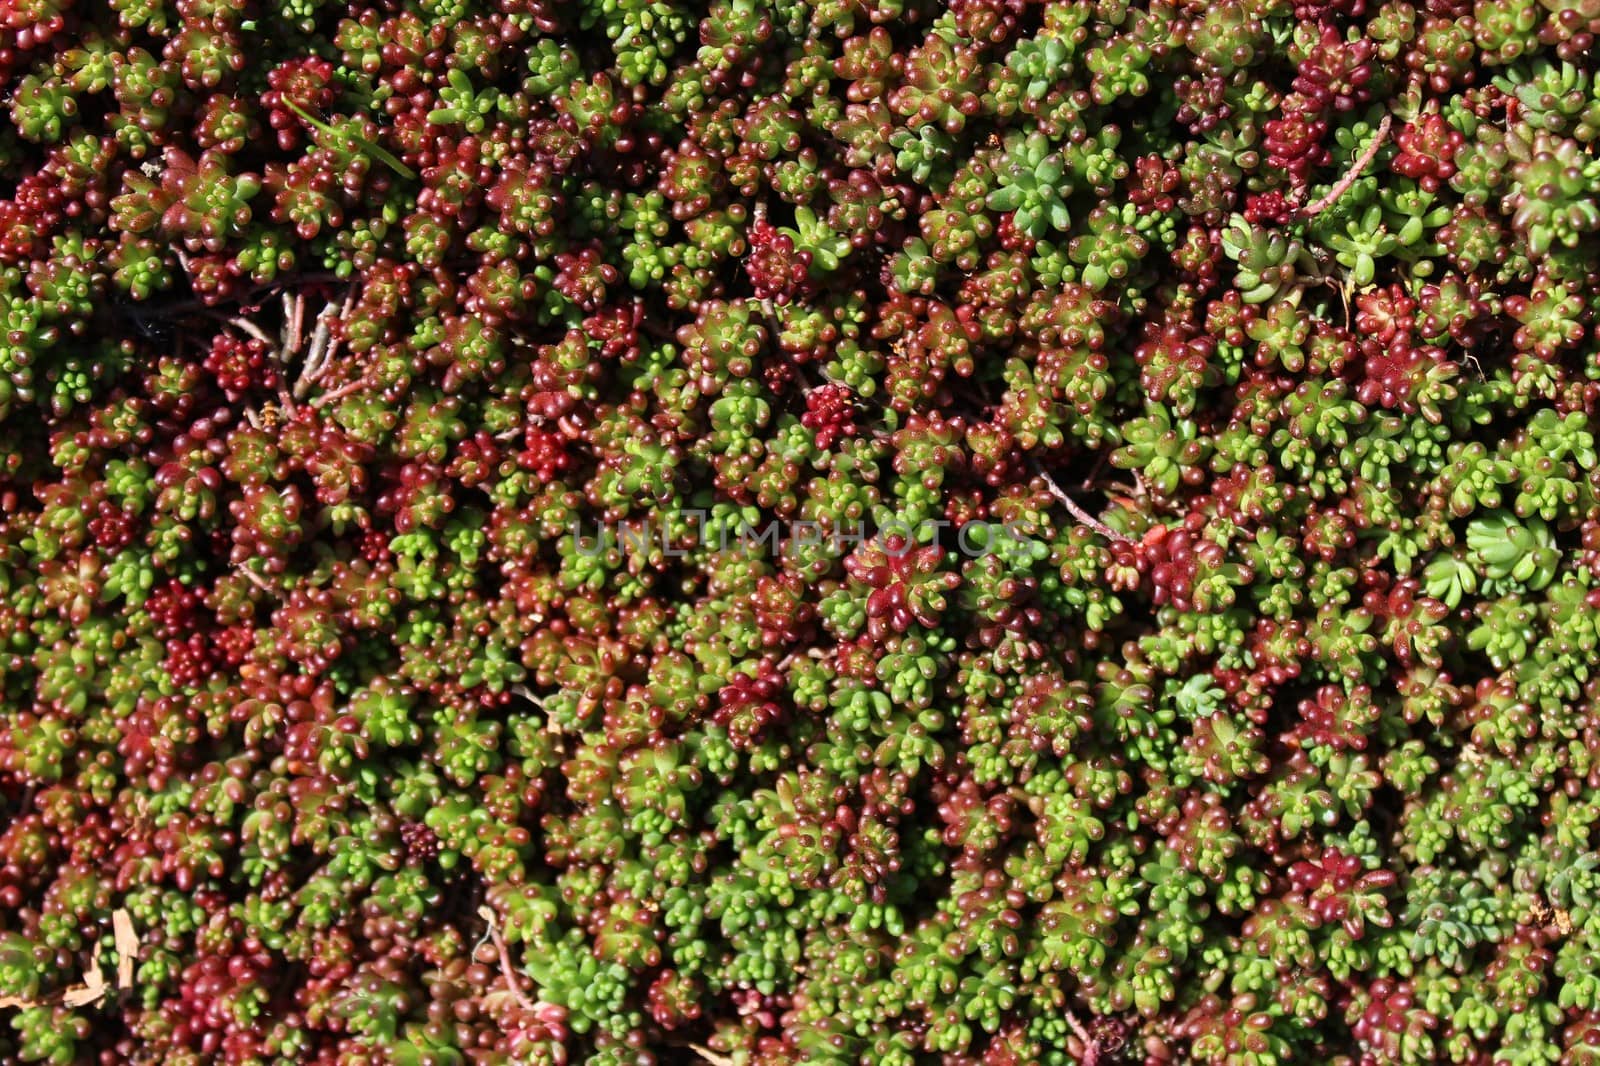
[1300,112,1393,219]
[211,312,276,349]
[511,685,568,736]
[1065,1009,1101,1066]
[240,568,274,593]
[308,372,371,409]
[476,906,535,1012]
[689,1045,738,1066]
[775,647,824,672]
[511,684,547,709]
[283,290,306,358]
[303,309,332,378]
[1036,467,1132,545]
[327,283,357,362]
[294,293,349,399]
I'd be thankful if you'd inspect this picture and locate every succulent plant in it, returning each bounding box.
[2,1,1600,1064]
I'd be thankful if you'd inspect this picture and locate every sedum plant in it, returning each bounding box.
[3,0,1600,1064]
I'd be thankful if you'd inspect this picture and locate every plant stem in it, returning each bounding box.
[477,906,536,1012]
[1300,113,1393,219]
[1036,466,1132,545]
[1065,1009,1100,1066]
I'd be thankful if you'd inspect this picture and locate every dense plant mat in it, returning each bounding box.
[4,0,1600,1062]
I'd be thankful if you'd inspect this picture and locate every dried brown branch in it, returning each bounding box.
[61,960,107,1009]
[284,290,306,357]
[112,909,138,991]
[3,953,116,1011]
[1036,467,1133,545]
[211,312,276,349]
[293,291,351,399]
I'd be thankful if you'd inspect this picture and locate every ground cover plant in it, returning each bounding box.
[3,0,1600,1062]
